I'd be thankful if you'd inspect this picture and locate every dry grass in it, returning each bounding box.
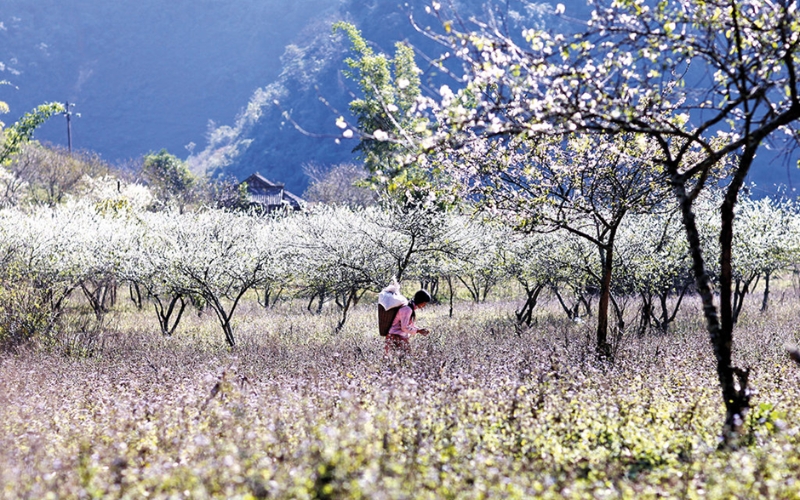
[2,290,800,499]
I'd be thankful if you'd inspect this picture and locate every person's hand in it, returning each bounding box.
[417,329,430,336]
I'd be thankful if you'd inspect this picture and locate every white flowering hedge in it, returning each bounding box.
[2,192,799,347]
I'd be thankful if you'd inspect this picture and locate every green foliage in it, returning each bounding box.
[142,149,198,209]
[0,102,64,167]
[333,22,451,208]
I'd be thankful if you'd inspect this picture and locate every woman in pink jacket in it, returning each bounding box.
[385,290,431,354]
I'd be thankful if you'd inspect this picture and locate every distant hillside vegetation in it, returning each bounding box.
[0,0,584,193]
[19,1,795,195]
[187,0,574,193]
[0,0,334,179]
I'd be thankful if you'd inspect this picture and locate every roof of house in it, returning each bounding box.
[241,172,304,209]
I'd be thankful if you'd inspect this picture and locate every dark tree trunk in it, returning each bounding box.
[761,271,771,312]
[153,295,186,337]
[552,287,580,320]
[446,276,455,318]
[129,282,143,310]
[307,289,326,314]
[221,321,235,347]
[458,276,477,302]
[596,239,616,360]
[731,278,750,325]
[420,278,439,302]
[108,279,117,308]
[258,282,283,309]
[316,292,326,314]
[673,149,753,446]
[717,153,754,443]
[203,287,251,348]
[44,285,75,317]
[335,287,364,332]
[81,278,113,322]
[579,291,594,318]
[638,292,653,337]
[609,293,625,333]
[516,284,544,327]
[653,283,689,333]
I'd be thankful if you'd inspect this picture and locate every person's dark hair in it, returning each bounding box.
[413,289,432,305]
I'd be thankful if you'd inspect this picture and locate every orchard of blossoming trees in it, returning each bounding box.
[333,0,800,444]
[0,186,798,351]
[3,10,800,498]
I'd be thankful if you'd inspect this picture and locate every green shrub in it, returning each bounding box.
[0,278,58,351]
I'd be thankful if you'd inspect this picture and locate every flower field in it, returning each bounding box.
[3,293,800,499]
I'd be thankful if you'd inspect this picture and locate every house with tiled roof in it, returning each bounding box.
[240,172,304,212]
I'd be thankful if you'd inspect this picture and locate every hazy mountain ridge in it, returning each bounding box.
[4,1,793,194]
[190,0,564,192]
[0,0,336,175]
[0,0,592,193]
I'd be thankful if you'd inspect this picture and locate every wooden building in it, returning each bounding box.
[240,172,304,212]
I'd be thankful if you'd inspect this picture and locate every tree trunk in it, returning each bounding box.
[204,287,250,348]
[761,271,771,312]
[221,320,235,348]
[153,295,186,337]
[638,292,653,337]
[258,282,283,309]
[81,279,110,322]
[596,240,615,360]
[674,154,752,446]
[732,278,748,325]
[446,276,455,318]
[609,293,625,332]
[552,287,579,320]
[129,282,143,310]
[335,288,362,333]
[108,279,117,308]
[316,291,326,314]
[516,284,544,327]
[420,278,439,301]
[654,284,688,333]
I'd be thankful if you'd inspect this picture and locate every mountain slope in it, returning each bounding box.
[189,0,571,192]
[1,0,335,166]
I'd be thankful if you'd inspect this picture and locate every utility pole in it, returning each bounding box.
[64,101,73,153]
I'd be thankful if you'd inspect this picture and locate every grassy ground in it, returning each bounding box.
[2,291,800,499]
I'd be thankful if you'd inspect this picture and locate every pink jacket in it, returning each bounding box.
[387,304,419,340]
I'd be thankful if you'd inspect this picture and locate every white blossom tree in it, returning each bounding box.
[500,230,567,327]
[287,206,393,331]
[450,217,509,304]
[732,194,800,316]
[448,132,671,356]
[408,0,800,443]
[163,210,278,347]
[116,213,188,337]
[614,210,693,334]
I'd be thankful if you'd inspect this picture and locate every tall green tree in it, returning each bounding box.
[141,149,198,212]
[333,21,453,207]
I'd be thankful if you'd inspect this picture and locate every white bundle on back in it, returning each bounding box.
[378,278,407,310]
